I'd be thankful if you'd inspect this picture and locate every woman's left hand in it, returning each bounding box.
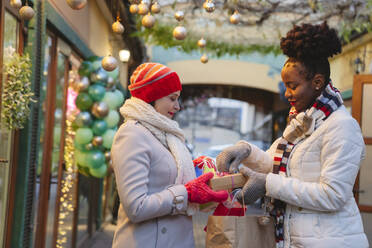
[185,172,229,204]
[236,166,267,205]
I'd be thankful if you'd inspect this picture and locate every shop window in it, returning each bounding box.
[0,10,19,247]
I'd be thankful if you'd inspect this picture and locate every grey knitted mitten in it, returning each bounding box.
[216,143,252,173]
[236,165,267,205]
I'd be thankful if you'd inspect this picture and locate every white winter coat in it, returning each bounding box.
[244,106,369,248]
[111,120,194,248]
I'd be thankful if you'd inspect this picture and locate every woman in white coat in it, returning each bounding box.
[111,62,228,248]
[216,22,369,248]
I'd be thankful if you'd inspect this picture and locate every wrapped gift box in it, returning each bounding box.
[208,173,247,191]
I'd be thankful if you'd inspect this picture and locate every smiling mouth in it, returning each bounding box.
[289,101,296,106]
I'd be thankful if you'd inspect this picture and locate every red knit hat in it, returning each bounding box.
[128,63,182,103]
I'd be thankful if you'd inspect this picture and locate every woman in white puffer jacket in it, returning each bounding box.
[216,22,369,248]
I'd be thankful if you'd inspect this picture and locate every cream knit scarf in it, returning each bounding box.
[120,97,197,215]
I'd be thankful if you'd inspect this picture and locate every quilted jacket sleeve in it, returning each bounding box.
[111,123,188,223]
[238,139,280,174]
[266,116,365,212]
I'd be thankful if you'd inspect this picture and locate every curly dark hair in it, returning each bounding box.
[280,22,342,83]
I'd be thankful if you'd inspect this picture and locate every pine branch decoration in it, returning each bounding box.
[2,52,36,130]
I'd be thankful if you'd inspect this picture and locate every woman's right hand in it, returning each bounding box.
[185,172,228,204]
[216,142,252,173]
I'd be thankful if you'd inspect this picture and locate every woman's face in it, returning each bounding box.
[154,91,181,119]
[281,61,320,113]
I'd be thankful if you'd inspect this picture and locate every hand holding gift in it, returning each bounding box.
[236,165,267,205]
[216,141,273,174]
[185,172,228,204]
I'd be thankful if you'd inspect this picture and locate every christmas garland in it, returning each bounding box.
[132,22,282,57]
[2,51,35,130]
[133,17,372,56]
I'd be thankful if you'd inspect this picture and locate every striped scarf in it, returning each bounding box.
[271,82,343,248]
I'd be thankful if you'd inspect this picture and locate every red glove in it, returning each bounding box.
[185,172,228,204]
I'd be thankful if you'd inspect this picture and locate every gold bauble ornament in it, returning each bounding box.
[138,2,149,15]
[101,55,118,72]
[76,77,90,92]
[19,6,35,21]
[66,0,87,10]
[142,14,155,28]
[151,2,161,14]
[230,11,240,25]
[91,102,109,118]
[92,136,103,147]
[129,4,139,14]
[104,151,111,162]
[197,38,206,48]
[85,143,94,151]
[173,26,187,40]
[112,21,124,34]
[10,0,22,9]
[174,10,184,22]
[203,1,215,13]
[107,77,115,89]
[200,54,209,64]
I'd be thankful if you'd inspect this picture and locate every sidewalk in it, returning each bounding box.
[81,223,116,248]
[82,212,210,248]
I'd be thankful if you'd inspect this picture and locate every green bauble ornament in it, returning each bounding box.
[104,110,120,128]
[91,59,102,71]
[102,129,116,149]
[113,89,125,108]
[74,139,87,151]
[78,61,93,77]
[87,150,106,169]
[75,111,93,127]
[88,55,101,62]
[75,128,94,145]
[89,164,107,178]
[75,93,93,111]
[88,84,106,101]
[102,92,117,110]
[75,149,88,167]
[107,67,119,79]
[92,119,108,135]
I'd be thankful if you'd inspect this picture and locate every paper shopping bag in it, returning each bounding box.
[205,215,276,248]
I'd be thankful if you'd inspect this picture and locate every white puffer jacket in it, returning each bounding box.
[242,106,369,248]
